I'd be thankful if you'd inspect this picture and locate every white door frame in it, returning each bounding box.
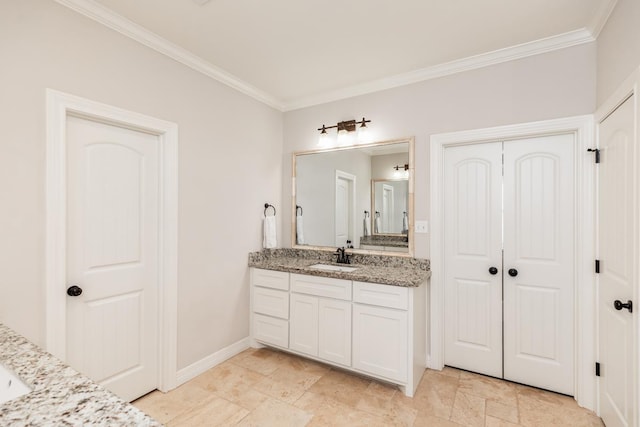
[430,115,595,410]
[595,67,640,422]
[45,89,178,392]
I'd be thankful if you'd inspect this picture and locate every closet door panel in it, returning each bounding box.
[503,134,575,395]
[443,142,503,377]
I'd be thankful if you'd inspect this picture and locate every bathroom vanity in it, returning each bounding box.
[0,323,160,426]
[248,249,430,397]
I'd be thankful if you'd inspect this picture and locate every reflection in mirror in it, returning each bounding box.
[293,138,413,255]
[373,180,409,234]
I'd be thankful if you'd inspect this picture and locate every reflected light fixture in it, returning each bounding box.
[317,117,371,146]
[393,163,409,178]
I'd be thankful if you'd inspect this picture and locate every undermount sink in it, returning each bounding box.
[308,263,359,273]
[0,363,32,404]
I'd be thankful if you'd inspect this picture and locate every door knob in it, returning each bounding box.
[614,299,633,313]
[488,267,498,275]
[66,285,83,297]
[508,268,518,277]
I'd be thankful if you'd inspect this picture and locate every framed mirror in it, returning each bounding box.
[292,137,414,255]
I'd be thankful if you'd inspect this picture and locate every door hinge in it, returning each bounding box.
[595,362,601,377]
[595,259,600,274]
[587,148,600,164]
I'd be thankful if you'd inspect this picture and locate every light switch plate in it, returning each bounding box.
[415,220,428,233]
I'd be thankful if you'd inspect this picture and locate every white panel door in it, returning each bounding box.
[444,142,503,377]
[318,298,351,366]
[289,293,319,356]
[503,135,575,395]
[66,116,159,402]
[382,184,394,233]
[598,96,635,427]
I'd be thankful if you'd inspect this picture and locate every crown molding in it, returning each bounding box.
[55,0,600,113]
[55,0,284,111]
[283,28,595,111]
[587,0,618,38]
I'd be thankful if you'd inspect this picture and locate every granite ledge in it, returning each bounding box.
[0,323,161,427]
[249,249,430,287]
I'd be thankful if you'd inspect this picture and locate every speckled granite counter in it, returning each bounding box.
[0,324,161,427]
[360,235,409,248]
[249,249,430,287]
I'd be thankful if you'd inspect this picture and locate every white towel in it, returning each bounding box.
[363,218,371,236]
[296,213,305,245]
[374,216,381,234]
[263,216,277,249]
[402,215,409,234]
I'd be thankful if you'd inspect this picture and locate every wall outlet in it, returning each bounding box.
[415,220,428,233]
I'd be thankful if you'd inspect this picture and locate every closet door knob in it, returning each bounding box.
[488,267,498,275]
[614,300,633,313]
[508,268,518,277]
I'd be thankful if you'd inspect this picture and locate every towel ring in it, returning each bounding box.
[264,203,276,217]
[364,210,370,218]
[296,205,303,216]
[375,211,380,218]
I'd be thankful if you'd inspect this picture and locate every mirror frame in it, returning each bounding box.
[291,137,415,257]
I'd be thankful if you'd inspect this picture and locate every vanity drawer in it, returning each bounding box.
[353,281,408,310]
[252,268,289,291]
[253,313,289,348]
[291,274,351,301]
[253,287,289,319]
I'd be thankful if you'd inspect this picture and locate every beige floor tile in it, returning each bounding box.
[229,387,271,411]
[307,368,371,407]
[267,364,323,390]
[518,394,602,426]
[254,375,308,404]
[190,361,266,401]
[236,397,313,427]
[166,395,249,427]
[232,347,290,376]
[485,415,520,426]
[450,391,486,427]
[437,366,463,379]
[293,391,335,412]
[413,412,463,427]
[306,396,396,427]
[393,369,458,419]
[457,371,518,406]
[131,382,212,424]
[365,380,398,400]
[356,393,418,426]
[486,399,519,423]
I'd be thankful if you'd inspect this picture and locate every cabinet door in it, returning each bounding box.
[318,299,351,367]
[353,304,407,382]
[289,293,318,356]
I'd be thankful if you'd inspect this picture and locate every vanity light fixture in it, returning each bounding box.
[317,117,371,146]
[394,164,409,171]
[393,163,410,179]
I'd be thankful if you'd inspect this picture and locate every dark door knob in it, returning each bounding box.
[488,267,498,275]
[508,268,518,277]
[66,285,83,297]
[614,300,633,313]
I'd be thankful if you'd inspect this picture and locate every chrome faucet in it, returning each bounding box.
[335,247,352,264]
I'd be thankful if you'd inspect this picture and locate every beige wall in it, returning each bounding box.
[597,0,640,104]
[0,0,283,369]
[283,43,597,258]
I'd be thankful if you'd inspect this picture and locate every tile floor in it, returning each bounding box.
[132,347,603,426]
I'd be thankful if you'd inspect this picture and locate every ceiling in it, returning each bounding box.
[59,0,615,111]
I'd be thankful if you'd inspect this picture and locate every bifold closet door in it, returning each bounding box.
[443,142,503,378]
[502,135,575,395]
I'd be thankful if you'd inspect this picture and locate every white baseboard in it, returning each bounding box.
[176,336,251,386]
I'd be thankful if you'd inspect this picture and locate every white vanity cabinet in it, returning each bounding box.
[250,269,290,349]
[290,274,352,367]
[250,267,426,396]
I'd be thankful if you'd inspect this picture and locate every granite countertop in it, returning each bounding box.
[0,324,161,427]
[249,249,430,287]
